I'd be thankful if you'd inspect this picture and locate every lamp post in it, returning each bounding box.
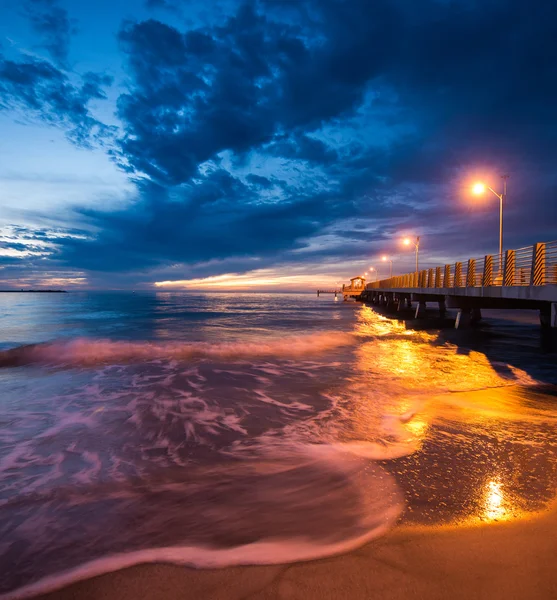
[403,236,421,271]
[472,175,509,273]
[369,266,378,281]
[382,255,393,278]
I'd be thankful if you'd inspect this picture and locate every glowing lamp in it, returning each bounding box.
[472,182,486,195]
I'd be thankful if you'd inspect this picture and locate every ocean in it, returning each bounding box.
[0,291,556,598]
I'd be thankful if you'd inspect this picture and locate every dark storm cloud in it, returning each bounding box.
[114,1,406,185]
[114,9,299,184]
[144,0,182,13]
[114,0,557,189]
[245,174,273,188]
[19,0,557,284]
[24,0,74,66]
[122,0,554,185]
[0,56,114,146]
[55,169,353,271]
[265,134,339,166]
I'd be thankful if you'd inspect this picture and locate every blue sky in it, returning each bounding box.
[1,0,556,290]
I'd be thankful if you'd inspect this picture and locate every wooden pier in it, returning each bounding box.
[317,289,340,298]
[343,240,557,328]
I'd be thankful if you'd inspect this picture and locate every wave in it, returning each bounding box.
[1,520,400,600]
[0,332,355,368]
[0,445,402,599]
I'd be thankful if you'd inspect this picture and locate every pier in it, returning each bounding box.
[317,289,341,298]
[344,240,557,328]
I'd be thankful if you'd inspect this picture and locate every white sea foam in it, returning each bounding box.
[0,510,400,600]
[0,332,355,368]
[0,445,403,599]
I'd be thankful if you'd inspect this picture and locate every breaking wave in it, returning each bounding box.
[0,332,355,368]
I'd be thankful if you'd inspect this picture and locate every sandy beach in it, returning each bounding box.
[35,502,557,600]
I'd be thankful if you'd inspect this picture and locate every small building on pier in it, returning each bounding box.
[342,276,366,300]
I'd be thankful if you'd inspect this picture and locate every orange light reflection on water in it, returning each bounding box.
[352,305,554,527]
[347,306,438,446]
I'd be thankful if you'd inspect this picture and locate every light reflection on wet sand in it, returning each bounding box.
[484,479,508,521]
[345,304,557,527]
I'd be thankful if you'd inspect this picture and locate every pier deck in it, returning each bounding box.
[345,240,557,328]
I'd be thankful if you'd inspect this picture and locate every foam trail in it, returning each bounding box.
[0,445,402,598]
[0,333,354,368]
[330,440,419,461]
[0,515,400,600]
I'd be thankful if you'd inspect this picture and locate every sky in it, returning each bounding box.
[0,0,556,291]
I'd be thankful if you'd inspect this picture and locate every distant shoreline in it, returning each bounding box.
[0,290,67,293]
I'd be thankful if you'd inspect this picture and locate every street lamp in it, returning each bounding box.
[382,255,393,278]
[402,236,421,271]
[472,175,509,272]
[369,266,378,281]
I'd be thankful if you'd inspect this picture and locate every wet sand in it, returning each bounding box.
[37,503,557,600]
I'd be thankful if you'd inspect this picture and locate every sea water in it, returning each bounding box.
[1,292,556,598]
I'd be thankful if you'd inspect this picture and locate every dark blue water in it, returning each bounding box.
[0,292,556,598]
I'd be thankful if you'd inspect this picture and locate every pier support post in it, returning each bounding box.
[455,308,471,329]
[471,307,482,324]
[387,294,397,311]
[455,307,482,328]
[415,301,426,318]
[406,297,412,309]
[540,303,557,328]
[438,298,446,317]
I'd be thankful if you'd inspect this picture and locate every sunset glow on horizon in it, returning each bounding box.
[154,270,343,290]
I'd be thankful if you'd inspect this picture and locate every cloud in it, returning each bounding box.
[7,0,557,288]
[144,0,180,13]
[264,134,339,166]
[24,0,74,66]
[53,169,350,272]
[245,174,273,189]
[0,224,90,289]
[114,11,282,184]
[0,55,114,146]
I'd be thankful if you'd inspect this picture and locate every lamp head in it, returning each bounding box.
[472,182,486,195]
[403,238,411,246]
[381,255,387,261]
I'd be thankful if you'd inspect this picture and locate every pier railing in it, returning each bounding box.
[366,240,557,290]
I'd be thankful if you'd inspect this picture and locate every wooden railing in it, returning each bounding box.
[365,240,557,290]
